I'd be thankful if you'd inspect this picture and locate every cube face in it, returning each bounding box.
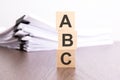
[57,50,76,68]
[56,12,75,30]
[58,30,77,50]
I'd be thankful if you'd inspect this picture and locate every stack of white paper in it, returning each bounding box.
[0,15,113,51]
[77,27,113,47]
[0,15,58,51]
[13,15,58,51]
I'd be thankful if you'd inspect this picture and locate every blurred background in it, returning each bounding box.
[0,0,119,41]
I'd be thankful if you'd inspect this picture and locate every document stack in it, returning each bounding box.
[0,15,58,51]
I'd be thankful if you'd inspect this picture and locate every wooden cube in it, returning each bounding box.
[57,50,76,68]
[56,12,75,30]
[58,30,77,50]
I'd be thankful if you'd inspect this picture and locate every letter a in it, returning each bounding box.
[59,15,72,28]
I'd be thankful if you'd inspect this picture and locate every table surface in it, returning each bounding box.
[0,42,120,80]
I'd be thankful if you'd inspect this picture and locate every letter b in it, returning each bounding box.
[62,34,73,46]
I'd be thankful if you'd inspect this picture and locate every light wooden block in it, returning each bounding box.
[57,50,76,68]
[58,30,77,50]
[56,12,75,30]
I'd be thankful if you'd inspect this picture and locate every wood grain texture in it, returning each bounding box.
[0,42,120,80]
